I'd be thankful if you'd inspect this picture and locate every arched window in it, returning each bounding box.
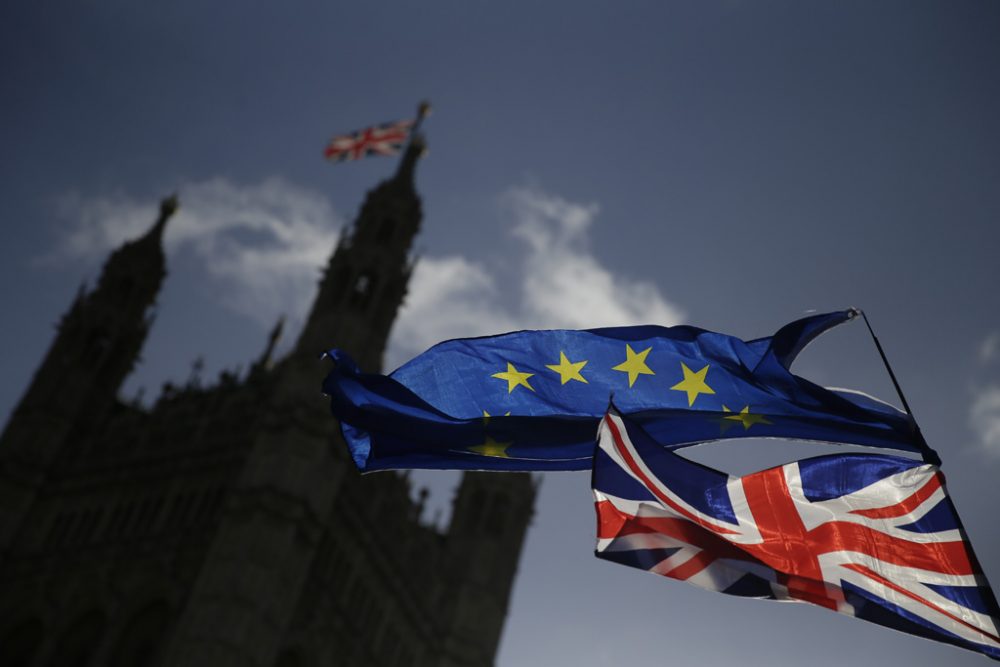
[349,272,378,310]
[47,609,107,667]
[109,601,171,667]
[2,617,44,667]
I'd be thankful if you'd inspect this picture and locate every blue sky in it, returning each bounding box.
[3,1,1000,664]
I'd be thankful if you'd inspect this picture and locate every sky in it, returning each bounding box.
[2,1,1000,664]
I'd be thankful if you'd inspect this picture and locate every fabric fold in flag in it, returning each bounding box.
[322,349,599,471]
[323,310,933,472]
[593,409,1000,660]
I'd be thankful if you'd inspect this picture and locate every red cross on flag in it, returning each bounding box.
[323,119,414,162]
[594,408,1000,660]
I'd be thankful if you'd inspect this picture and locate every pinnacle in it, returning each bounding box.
[146,193,179,243]
[394,134,427,187]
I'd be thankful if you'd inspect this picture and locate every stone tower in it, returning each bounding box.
[437,473,537,667]
[0,129,537,667]
[0,196,176,556]
[294,134,424,372]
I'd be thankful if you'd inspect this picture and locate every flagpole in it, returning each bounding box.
[391,101,431,182]
[859,310,941,467]
[411,100,431,135]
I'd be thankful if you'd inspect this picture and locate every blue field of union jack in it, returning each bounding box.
[593,410,1000,660]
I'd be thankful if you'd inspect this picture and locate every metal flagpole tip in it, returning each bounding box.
[418,100,432,119]
[846,307,861,320]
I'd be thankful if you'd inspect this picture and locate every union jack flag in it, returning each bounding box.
[594,409,1000,660]
[323,119,414,162]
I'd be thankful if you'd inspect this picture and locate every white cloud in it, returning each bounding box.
[389,186,684,366]
[981,332,1000,365]
[49,177,340,327]
[506,187,684,330]
[391,255,519,349]
[968,333,1000,454]
[970,386,1000,455]
[50,180,684,369]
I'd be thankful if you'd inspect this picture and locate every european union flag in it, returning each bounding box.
[323,310,935,472]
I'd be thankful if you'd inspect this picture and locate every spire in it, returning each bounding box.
[99,193,177,292]
[0,194,178,522]
[252,316,285,373]
[292,108,426,371]
[393,133,427,187]
[147,193,179,244]
[393,101,431,187]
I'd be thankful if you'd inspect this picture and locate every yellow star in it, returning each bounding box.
[718,405,738,434]
[468,435,512,458]
[491,362,535,393]
[612,344,655,388]
[670,362,715,406]
[723,405,772,431]
[482,409,511,424]
[546,351,589,385]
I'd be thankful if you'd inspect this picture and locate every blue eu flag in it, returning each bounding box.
[323,310,934,472]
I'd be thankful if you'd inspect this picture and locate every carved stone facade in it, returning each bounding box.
[0,136,536,667]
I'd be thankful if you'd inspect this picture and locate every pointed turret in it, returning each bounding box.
[395,100,430,192]
[393,132,427,191]
[4,194,176,437]
[250,316,285,375]
[94,193,174,307]
[0,195,177,556]
[437,472,538,667]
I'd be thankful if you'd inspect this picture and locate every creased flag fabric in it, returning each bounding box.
[323,119,414,162]
[323,310,934,472]
[594,409,1000,660]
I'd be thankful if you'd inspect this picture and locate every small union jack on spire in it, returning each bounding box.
[323,101,430,163]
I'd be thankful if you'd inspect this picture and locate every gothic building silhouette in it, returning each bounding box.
[0,132,537,666]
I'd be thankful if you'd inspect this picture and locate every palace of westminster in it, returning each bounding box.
[0,131,537,666]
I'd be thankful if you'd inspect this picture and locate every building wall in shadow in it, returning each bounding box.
[0,136,536,667]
